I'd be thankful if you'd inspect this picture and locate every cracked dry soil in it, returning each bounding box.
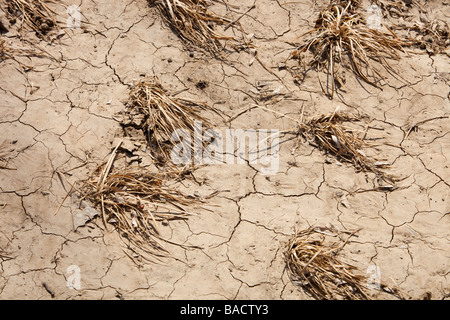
[0,0,449,300]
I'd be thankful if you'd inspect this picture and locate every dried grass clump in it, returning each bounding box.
[5,0,59,38]
[150,0,233,55]
[252,105,395,185]
[121,76,212,166]
[292,0,407,98]
[298,111,395,184]
[77,143,197,262]
[285,226,370,300]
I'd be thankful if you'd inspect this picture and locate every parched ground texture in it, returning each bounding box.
[0,0,449,300]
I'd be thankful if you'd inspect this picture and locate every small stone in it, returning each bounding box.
[130,114,145,127]
[113,137,136,153]
[126,155,140,164]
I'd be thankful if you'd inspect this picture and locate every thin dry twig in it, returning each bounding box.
[223,4,255,31]
[404,116,450,139]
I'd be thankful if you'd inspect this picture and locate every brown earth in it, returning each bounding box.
[0,0,449,300]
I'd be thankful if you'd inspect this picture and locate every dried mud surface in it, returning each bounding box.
[0,0,449,300]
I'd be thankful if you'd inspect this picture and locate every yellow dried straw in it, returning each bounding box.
[301,112,397,184]
[292,0,408,98]
[123,76,213,166]
[285,226,370,300]
[150,0,234,55]
[77,145,198,263]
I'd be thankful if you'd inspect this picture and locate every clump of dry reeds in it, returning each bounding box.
[298,111,395,184]
[0,248,13,261]
[292,0,407,98]
[76,142,197,263]
[121,76,212,166]
[252,105,395,185]
[408,21,449,55]
[5,0,59,38]
[150,0,233,55]
[285,226,370,300]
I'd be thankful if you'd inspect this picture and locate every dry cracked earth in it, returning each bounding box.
[0,0,449,300]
